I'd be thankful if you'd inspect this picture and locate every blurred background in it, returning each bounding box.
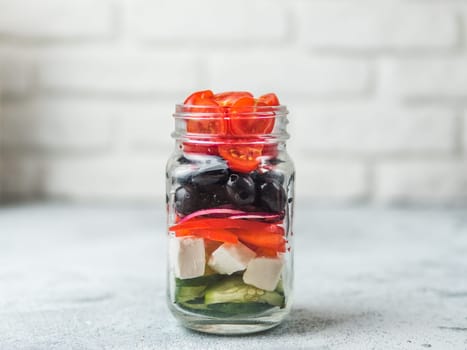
[0,0,466,205]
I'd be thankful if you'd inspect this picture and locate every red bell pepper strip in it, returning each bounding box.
[174,228,239,244]
[235,231,286,252]
[252,246,279,258]
[170,218,283,235]
[171,217,286,251]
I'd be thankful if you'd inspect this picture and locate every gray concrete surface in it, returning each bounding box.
[0,204,466,349]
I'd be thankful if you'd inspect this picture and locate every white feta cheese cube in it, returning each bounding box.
[208,242,256,275]
[169,237,205,279]
[243,257,283,291]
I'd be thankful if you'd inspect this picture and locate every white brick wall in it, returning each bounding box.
[395,58,467,99]
[296,2,458,50]
[0,0,466,205]
[208,54,370,98]
[38,54,200,95]
[0,55,34,96]
[0,0,113,39]
[124,0,288,43]
[294,105,456,155]
[1,99,113,151]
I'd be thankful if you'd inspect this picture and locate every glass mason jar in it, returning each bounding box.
[166,102,295,334]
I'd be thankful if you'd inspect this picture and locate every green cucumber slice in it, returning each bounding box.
[275,278,284,295]
[175,286,206,303]
[175,274,223,287]
[177,301,276,317]
[205,276,284,307]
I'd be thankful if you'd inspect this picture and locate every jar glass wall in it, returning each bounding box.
[166,102,295,334]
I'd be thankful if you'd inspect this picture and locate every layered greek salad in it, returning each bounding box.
[169,91,289,317]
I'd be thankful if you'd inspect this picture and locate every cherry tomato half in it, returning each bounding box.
[218,144,263,173]
[183,90,226,134]
[213,91,253,107]
[227,92,278,136]
[182,142,219,155]
[257,93,280,106]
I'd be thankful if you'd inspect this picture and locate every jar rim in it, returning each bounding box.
[173,104,289,119]
[172,104,290,142]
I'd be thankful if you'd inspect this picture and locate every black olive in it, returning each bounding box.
[226,173,256,206]
[252,170,285,186]
[191,168,229,189]
[258,180,286,213]
[174,185,201,215]
[176,155,191,164]
[199,184,229,207]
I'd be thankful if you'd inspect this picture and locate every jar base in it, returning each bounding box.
[169,303,290,335]
[181,319,280,335]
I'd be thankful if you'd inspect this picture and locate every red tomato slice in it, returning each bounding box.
[230,108,275,135]
[218,144,263,173]
[215,92,261,135]
[213,91,253,107]
[257,93,280,106]
[182,143,219,155]
[183,90,226,134]
[184,90,215,104]
[228,94,277,136]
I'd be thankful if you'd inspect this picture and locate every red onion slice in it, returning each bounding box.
[178,208,245,224]
[229,213,283,222]
[177,208,284,224]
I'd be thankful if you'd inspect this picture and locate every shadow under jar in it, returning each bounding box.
[166,100,295,335]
